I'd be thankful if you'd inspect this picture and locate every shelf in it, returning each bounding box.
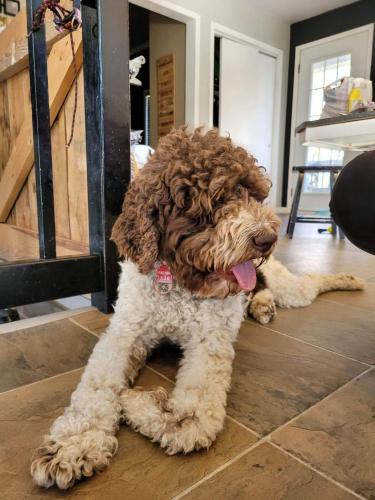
[296,112,375,151]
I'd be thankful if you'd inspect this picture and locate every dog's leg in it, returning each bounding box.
[121,334,234,454]
[260,257,365,309]
[31,317,155,490]
[248,289,277,324]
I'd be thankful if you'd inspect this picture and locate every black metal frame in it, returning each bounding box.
[0,0,20,16]
[286,166,344,239]
[0,0,130,313]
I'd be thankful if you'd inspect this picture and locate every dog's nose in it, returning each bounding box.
[252,234,277,252]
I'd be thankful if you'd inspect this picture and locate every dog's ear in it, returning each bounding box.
[111,170,163,274]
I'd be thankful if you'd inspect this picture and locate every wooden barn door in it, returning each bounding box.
[0,0,131,313]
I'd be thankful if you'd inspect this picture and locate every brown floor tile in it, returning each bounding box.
[275,235,375,280]
[71,310,111,336]
[227,322,365,435]
[0,319,97,393]
[320,283,375,312]
[0,367,256,499]
[269,299,375,364]
[320,282,375,312]
[183,443,355,500]
[273,369,375,499]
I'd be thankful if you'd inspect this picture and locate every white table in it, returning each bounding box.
[296,111,375,151]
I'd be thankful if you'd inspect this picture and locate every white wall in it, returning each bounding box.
[132,0,290,207]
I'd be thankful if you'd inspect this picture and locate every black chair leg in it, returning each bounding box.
[329,171,337,236]
[330,171,345,240]
[287,172,304,239]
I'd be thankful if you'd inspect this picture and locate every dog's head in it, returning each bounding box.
[111,128,280,298]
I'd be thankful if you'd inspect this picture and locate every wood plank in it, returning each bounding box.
[6,69,30,145]
[65,70,88,245]
[0,30,83,222]
[0,223,88,261]
[0,80,12,175]
[27,169,38,232]
[0,1,73,82]
[51,108,71,240]
[14,180,30,229]
[0,46,33,182]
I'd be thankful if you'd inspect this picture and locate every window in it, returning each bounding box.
[304,54,351,193]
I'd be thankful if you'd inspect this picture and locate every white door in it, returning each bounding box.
[291,25,373,210]
[219,38,276,177]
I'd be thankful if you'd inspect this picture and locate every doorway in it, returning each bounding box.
[211,25,283,208]
[289,24,374,211]
[129,4,186,149]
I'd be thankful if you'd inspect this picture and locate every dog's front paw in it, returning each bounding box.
[120,388,222,455]
[249,289,277,324]
[31,430,118,489]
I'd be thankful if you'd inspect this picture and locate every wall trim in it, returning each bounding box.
[208,22,283,208]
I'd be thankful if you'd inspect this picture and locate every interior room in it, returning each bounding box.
[0,0,374,498]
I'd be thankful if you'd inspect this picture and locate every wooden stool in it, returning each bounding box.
[287,166,344,239]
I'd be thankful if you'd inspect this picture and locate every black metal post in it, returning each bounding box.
[26,0,56,260]
[81,0,131,313]
[0,256,102,309]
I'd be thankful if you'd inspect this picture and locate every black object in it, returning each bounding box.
[330,151,375,255]
[0,309,20,324]
[0,0,131,313]
[81,0,131,312]
[27,0,56,259]
[287,165,344,239]
[0,256,102,310]
[0,0,20,16]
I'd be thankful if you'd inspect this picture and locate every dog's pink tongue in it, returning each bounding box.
[232,261,257,291]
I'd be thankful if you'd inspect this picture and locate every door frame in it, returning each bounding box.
[131,0,200,128]
[288,23,374,209]
[208,22,283,208]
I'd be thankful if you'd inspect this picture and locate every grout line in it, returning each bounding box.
[225,414,261,438]
[266,366,374,439]
[145,365,175,385]
[268,441,366,500]
[0,367,84,398]
[171,366,373,499]
[69,317,103,338]
[246,320,371,367]
[171,439,267,500]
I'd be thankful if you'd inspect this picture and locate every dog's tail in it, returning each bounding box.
[259,257,365,309]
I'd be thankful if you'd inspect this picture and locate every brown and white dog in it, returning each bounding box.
[31,128,364,490]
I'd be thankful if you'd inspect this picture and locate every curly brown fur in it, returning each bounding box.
[111,127,280,298]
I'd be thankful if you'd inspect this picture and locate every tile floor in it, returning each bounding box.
[0,224,374,499]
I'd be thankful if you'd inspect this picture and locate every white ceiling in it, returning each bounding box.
[255,0,357,24]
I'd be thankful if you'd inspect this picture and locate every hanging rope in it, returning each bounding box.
[28,1,82,148]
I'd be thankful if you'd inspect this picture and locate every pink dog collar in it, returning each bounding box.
[153,261,174,294]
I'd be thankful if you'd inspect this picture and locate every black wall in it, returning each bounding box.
[282,0,375,206]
